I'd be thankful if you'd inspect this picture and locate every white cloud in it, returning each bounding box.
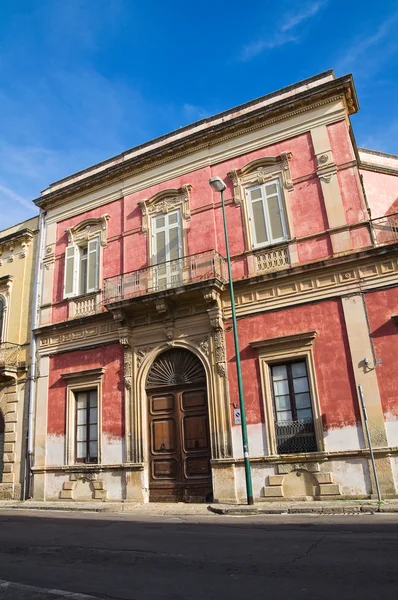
[183,103,209,121]
[0,183,37,212]
[280,1,325,32]
[336,13,398,75]
[239,1,327,61]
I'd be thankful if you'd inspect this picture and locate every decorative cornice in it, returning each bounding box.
[0,230,34,263]
[250,331,317,352]
[228,152,293,205]
[139,185,191,233]
[65,214,110,247]
[35,75,357,211]
[61,367,105,380]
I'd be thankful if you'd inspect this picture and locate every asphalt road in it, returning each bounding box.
[0,510,397,600]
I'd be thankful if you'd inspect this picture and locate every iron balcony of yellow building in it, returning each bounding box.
[0,342,24,381]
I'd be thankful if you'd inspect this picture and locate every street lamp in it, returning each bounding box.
[209,176,254,505]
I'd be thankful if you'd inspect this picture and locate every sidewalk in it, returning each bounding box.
[1,498,398,516]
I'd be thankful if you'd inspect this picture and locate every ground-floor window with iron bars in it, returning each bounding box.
[75,389,98,463]
[270,360,317,454]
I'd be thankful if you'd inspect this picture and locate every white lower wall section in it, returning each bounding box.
[391,456,398,491]
[232,423,268,458]
[235,464,276,500]
[385,419,398,447]
[323,425,364,451]
[46,473,70,500]
[46,435,65,466]
[101,435,124,464]
[102,471,124,500]
[323,458,371,495]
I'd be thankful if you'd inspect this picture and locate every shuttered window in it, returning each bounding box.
[152,211,182,264]
[63,238,100,298]
[87,238,99,293]
[64,245,77,298]
[152,211,183,289]
[75,389,98,463]
[247,180,287,248]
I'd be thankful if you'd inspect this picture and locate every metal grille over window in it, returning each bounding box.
[271,361,317,454]
[146,349,206,389]
[75,390,98,463]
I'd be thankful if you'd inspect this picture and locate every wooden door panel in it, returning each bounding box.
[149,387,212,502]
[152,459,178,480]
[150,393,174,413]
[151,418,176,453]
[183,415,209,451]
[181,390,206,410]
[185,457,212,479]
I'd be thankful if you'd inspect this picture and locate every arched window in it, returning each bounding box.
[0,297,4,342]
[0,411,4,482]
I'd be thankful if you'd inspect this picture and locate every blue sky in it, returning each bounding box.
[1,0,397,229]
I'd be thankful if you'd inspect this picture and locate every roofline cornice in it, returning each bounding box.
[34,74,358,210]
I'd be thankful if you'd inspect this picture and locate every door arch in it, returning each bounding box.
[146,348,212,502]
[0,411,4,482]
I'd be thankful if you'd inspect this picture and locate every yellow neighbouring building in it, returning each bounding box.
[0,216,38,499]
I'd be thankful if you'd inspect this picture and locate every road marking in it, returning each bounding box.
[0,579,100,599]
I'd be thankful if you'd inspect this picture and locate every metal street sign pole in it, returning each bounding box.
[358,384,382,503]
[220,189,254,505]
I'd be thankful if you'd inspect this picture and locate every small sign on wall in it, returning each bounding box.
[234,408,241,425]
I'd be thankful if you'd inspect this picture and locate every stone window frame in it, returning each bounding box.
[228,153,295,252]
[139,185,192,264]
[0,277,13,343]
[250,331,324,456]
[61,368,105,466]
[64,214,110,299]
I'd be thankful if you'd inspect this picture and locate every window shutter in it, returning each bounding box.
[264,181,286,242]
[154,230,166,265]
[64,245,77,298]
[168,223,180,261]
[248,188,268,247]
[87,238,99,293]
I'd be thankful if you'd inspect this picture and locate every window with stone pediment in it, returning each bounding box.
[228,153,294,251]
[63,215,109,299]
[0,277,12,343]
[138,186,191,289]
[250,331,324,456]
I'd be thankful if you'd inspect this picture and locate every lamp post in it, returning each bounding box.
[209,176,254,505]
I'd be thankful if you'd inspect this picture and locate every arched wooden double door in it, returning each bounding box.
[146,349,212,503]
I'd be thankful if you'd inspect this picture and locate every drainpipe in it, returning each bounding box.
[24,207,46,499]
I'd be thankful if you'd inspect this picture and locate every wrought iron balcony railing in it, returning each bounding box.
[370,212,398,245]
[104,250,227,304]
[275,419,317,454]
[0,342,22,370]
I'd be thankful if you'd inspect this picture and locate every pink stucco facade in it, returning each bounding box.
[33,71,398,503]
